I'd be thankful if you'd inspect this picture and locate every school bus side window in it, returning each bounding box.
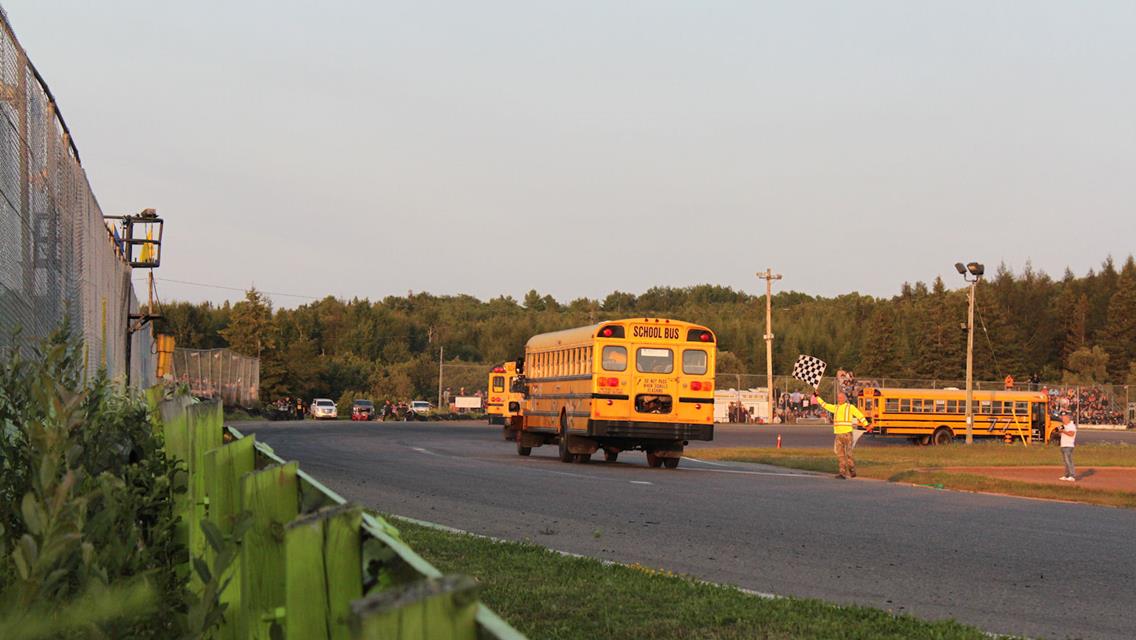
[886,398,899,412]
[682,349,708,375]
[602,346,627,372]
[899,399,911,412]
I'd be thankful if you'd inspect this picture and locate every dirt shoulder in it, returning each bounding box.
[942,466,1136,492]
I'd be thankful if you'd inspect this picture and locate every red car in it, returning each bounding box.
[351,399,376,421]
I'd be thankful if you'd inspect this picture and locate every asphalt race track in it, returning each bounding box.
[240,419,1136,639]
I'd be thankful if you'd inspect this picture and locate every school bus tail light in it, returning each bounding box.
[597,325,625,338]
[691,381,702,391]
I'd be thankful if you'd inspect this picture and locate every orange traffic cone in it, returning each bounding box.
[776,434,782,449]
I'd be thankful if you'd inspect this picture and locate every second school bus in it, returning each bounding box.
[486,361,524,434]
[514,318,716,468]
[857,387,1058,445]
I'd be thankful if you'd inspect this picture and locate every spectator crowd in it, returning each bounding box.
[1044,386,1129,426]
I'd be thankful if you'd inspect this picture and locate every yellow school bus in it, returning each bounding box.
[857,387,1058,445]
[486,361,524,435]
[515,318,716,468]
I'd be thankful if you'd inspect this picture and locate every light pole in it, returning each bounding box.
[757,269,782,424]
[955,261,985,445]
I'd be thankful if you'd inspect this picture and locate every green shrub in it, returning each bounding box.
[0,326,219,638]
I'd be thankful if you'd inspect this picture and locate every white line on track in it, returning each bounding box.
[409,444,596,479]
[699,468,822,479]
[681,456,729,466]
[629,480,653,485]
[680,456,823,479]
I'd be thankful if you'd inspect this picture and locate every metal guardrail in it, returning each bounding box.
[156,395,524,639]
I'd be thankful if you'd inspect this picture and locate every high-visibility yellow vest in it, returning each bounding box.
[817,399,867,434]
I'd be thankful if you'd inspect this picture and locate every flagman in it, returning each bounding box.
[813,391,870,479]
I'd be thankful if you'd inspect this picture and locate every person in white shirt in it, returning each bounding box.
[1057,413,1078,481]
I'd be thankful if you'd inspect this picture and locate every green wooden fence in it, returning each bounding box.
[157,396,524,640]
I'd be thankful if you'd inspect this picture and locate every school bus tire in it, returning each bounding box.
[516,439,532,456]
[603,449,619,463]
[663,457,680,469]
[558,412,573,463]
[931,426,954,446]
[646,452,663,468]
[574,452,591,463]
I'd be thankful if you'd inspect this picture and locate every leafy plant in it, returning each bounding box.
[0,326,229,638]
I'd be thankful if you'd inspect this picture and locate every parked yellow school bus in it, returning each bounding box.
[486,361,524,436]
[857,387,1058,445]
[515,318,716,468]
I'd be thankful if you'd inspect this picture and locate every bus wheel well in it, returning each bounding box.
[931,426,954,446]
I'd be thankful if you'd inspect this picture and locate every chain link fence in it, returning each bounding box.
[170,348,259,407]
[0,11,156,387]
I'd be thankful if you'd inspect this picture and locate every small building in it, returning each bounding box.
[714,388,770,423]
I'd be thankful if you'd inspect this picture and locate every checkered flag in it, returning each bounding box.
[792,354,827,390]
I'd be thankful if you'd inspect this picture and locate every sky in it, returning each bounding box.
[3,1,1134,307]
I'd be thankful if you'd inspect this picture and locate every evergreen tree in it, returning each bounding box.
[1102,256,1136,381]
[523,289,546,311]
[219,288,274,358]
[1061,293,1089,360]
[858,306,897,376]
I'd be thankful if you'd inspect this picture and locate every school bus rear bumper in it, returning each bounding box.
[588,420,713,441]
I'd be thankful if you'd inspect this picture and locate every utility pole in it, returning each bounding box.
[955,261,984,445]
[964,280,977,444]
[757,269,782,424]
[438,346,444,410]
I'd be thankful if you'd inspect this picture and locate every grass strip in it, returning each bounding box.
[687,443,1136,508]
[394,519,996,640]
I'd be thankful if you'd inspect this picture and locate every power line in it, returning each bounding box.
[131,276,320,300]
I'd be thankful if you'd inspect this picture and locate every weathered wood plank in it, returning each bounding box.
[204,435,256,640]
[240,461,300,640]
[349,575,479,640]
[323,506,363,640]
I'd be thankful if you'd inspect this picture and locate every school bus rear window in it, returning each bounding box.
[682,350,708,375]
[602,346,627,372]
[637,348,673,374]
[492,376,504,392]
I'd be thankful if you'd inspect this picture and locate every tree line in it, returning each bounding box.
[155,256,1136,404]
